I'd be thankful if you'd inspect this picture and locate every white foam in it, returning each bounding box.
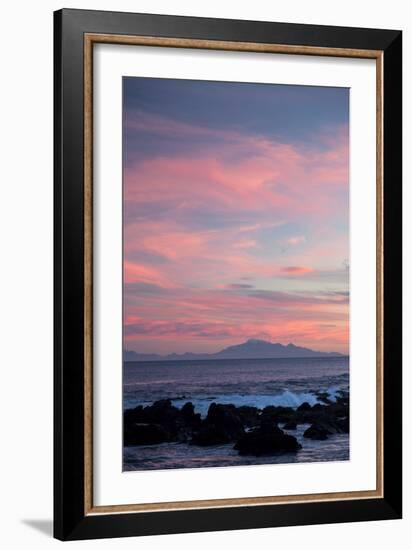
[171,387,342,417]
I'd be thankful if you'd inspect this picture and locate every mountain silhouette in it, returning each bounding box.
[124,338,343,362]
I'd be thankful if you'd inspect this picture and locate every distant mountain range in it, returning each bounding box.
[124,339,343,362]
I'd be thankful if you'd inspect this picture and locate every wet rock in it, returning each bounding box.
[303,423,329,440]
[261,405,295,424]
[297,402,312,412]
[180,402,201,428]
[315,391,332,404]
[237,405,260,427]
[191,424,228,446]
[319,418,345,434]
[234,422,301,456]
[327,401,349,419]
[145,399,179,422]
[124,393,349,449]
[143,400,184,438]
[191,403,244,446]
[312,403,326,412]
[207,403,244,434]
[283,420,297,430]
[181,401,195,415]
[124,405,147,425]
[335,416,349,433]
[124,399,202,445]
[124,423,171,446]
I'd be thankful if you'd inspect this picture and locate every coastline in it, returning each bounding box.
[123,390,349,471]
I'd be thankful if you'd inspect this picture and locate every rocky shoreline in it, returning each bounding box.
[124,391,349,457]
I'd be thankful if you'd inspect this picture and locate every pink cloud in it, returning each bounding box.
[124,283,349,353]
[124,261,174,288]
[124,311,349,354]
[232,239,257,249]
[124,120,349,221]
[285,235,306,246]
[123,114,349,354]
[280,266,314,275]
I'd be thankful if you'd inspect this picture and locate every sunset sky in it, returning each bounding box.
[123,77,349,355]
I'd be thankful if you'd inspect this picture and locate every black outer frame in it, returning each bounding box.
[54,8,402,541]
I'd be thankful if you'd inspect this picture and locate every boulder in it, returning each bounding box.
[283,420,297,430]
[297,402,312,412]
[124,399,203,445]
[261,405,295,424]
[144,399,180,423]
[315,391,332,404]
[181,401,195,416]
[124,405,147,425]
[191,403,244,446]
[124,422,170,446]
[234,422,301,456]
[303,423,329,440]
[191,424,229,446]
[237,405,261,427]
[311,415,348,435]
[335,416,350,433]
[180,402,202,428]
[311,403,326,412]
[207,403,244,436]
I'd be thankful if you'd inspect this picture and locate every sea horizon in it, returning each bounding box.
[124,353,349,364]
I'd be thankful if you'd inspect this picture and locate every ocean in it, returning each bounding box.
[123,356,349,471]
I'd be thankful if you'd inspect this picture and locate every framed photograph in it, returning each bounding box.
[54,9,402,541]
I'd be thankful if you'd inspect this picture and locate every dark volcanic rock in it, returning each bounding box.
[315,391,332,404]
[237,405,261,427]
[181,401,195,416]
[124,391,349,449]
[335,416,350,433]
[191,424,228,446]
[142,399,184,439]
[303,423,329,440]
[145,399,179,422]
[124,399,201,446]
[261,405,295,424]
[297,402,312,412]
[283,420,297,430]
[327,401,349,419]
[180,402,202,428]
[300,398,350,439]
[294,397,349,428]
[319,418,345,434]
[124,404,147,425]
[207,403,243,432]
[191,403,244,446]
[124,423,170,446]
[234,421,301,456]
